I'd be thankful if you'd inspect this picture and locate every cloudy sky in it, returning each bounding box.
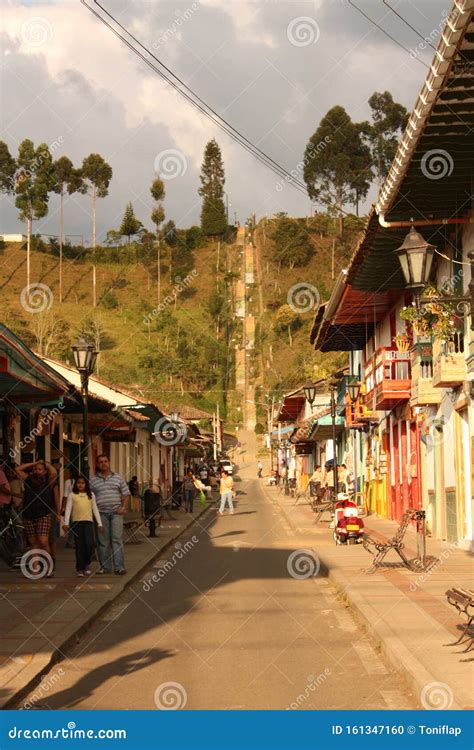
[1,0,447,243]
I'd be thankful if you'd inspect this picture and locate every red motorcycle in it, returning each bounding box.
[333,495,365,545]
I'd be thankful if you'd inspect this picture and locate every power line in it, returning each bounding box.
[381,0,437,52]
[348,0,429,68]
[81,0,310,195]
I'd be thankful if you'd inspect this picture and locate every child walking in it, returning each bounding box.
[63,476,102,577]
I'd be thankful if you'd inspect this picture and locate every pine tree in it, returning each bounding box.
[199,139,227,237]
[120,201,142,244]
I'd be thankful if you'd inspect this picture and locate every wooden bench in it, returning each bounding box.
[362,508,435,572]
[445,587,474,653]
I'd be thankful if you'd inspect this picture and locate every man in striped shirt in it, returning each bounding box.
[90,455,130,575]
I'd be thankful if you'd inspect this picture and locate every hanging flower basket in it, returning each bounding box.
[394,333,411,353]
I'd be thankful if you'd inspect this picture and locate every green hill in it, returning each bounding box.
[252,213,366,398]
[0,236,240,419]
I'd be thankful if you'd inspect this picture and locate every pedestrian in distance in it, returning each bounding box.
[183,469,196,513]
[257,461,263,478]
[90,455,130,575]
[63,476,103,577]
[143,479,162,537]
[218,470,234,515]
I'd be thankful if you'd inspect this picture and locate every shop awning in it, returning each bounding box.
[309,414,345,440]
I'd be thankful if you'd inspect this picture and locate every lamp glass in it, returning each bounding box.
[347,381,361,403]
[397,252,410,285]
[409,249,426,286]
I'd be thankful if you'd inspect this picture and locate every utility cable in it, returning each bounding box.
[348,0,429,68]
[82,0,309,194]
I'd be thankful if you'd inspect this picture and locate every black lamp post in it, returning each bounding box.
[395,227,474,330]
[72,337,97,478]
[329,382,339,497]
[169,410,180,500]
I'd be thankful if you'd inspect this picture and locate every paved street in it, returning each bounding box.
[19,476,415,710]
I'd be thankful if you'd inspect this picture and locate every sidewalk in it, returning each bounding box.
[0,501,214,709]
[264,483,473,710]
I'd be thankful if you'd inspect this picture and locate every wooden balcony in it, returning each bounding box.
[345,387,380,430]
[410,343,442,406]
[432,336,466,388]
[365,347,411,411]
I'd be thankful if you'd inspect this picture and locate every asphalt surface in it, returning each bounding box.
[19,478,415,710]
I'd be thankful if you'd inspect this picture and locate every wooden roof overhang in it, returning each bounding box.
[276,394,305,422]
[0,324,70,405]
[377,7,474,222]
[311,211,451,352]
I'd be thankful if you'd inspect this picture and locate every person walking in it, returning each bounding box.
[257,461,263,478]
[15,460,58,576]
[218,470,234,515]
[62,468,78,548]
[90,455,130,575]
[183,469,196,513]
[63,476,103,577]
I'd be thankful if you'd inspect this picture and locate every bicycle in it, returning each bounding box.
[0,503,24,567]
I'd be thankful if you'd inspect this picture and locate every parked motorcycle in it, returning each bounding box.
[333,494,365,545]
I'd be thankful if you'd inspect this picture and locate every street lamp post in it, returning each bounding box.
[72,337,98,479]
[169,410,180,499]
[395,226,474,330]
[329,382,339,498]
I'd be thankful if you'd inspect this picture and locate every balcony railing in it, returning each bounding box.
[410,342,442,406]
[432,335,466,388]
[365,347,411,411]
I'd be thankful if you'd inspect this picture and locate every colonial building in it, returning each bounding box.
[310,1,473,547]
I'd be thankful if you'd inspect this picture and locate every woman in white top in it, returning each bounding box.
[63,476,102,576]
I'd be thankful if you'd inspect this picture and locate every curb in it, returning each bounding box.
[263,485,463,711]
[2,501,215,709]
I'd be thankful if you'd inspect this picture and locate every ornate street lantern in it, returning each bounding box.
[347,379,361,404]
[395,226,435,289]
[72,336,97,375]
[303,381,317,406]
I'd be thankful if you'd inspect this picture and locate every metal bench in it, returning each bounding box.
[362,508,436,573]
[445,587,474,654]
[123,512,144,544]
